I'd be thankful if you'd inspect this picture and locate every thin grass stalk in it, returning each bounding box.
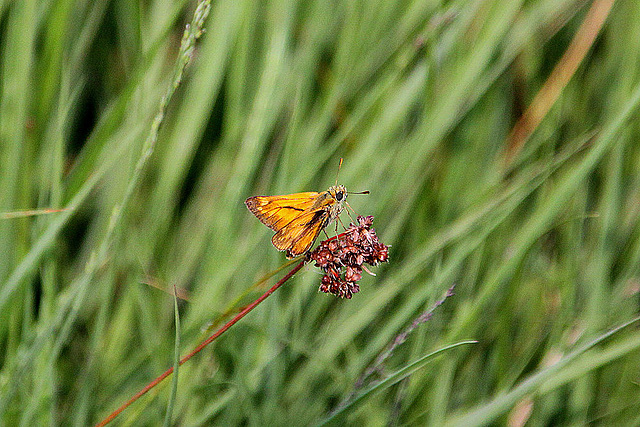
[95,259,305,426]
[504,0,616,163]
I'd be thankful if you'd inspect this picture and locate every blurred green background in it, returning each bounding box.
[2,0,640,425]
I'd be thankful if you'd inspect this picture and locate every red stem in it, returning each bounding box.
[328,230,349,242]
[95,259,306,427]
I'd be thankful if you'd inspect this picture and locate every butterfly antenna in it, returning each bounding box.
[335,158,344,186]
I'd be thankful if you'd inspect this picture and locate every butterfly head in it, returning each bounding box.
[325,185,347,220]
[328,184,347,203]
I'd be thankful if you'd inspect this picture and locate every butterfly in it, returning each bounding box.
[246,174,368,258]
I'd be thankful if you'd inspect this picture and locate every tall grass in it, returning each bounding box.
[2,0,640,425]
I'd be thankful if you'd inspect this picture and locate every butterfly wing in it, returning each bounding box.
[245,192,319,232]
[272,209,330,258]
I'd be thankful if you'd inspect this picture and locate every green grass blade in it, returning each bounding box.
[163,286,181,427]
[318,340,478,426]
[444,316,640,427]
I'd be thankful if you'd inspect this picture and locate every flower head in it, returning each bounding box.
[308,215,389,298]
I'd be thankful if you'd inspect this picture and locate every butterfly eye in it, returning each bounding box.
[336,191,344,201]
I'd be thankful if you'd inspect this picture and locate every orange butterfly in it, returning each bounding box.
[246,168,368,258]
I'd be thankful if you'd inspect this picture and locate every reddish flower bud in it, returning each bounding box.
[308,215,389,298]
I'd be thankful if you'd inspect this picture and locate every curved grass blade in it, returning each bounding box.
[318,340,478,426]
[444,316,640,427]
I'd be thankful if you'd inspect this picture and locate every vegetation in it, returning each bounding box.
[1,0,640,425]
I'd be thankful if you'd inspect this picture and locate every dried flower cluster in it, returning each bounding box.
[308,215,389,298]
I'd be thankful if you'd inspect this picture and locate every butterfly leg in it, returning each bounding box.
[345,209,355,223]
[337,216,348,231]
[344,201,357,223]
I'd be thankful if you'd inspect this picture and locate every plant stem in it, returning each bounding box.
[95,258,306,427]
